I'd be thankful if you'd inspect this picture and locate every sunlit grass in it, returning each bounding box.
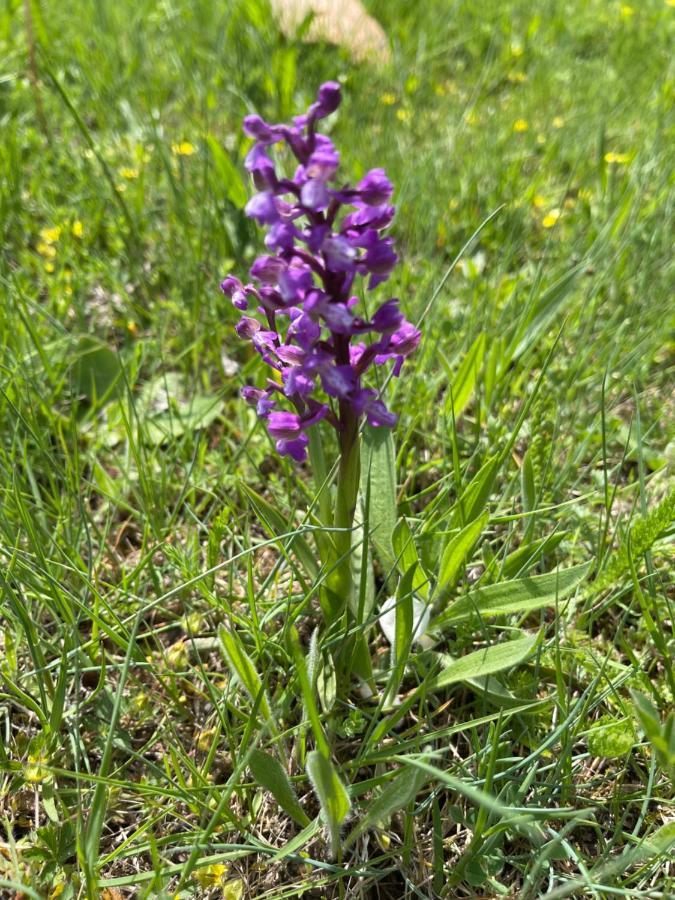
[0,0,673,896]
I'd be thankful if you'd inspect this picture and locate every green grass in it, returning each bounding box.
[1,0,674,897]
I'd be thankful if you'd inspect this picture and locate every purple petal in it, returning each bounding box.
[245,192,279,225]
[250,255,286,284]
[357,168,393,206]
[235,316,260,339]
[300,178,330,211]
[276,434,309,462]
[268,411,303,439]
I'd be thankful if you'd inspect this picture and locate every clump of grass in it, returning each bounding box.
[1,0,673,897]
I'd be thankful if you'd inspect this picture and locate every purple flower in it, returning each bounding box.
[245,192,279,225]
[357,169,393,206]
[222,81,419,462]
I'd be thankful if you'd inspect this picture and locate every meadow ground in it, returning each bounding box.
[1,0,674,897]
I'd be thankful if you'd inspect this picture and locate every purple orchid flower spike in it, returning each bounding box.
[221,81,420,462]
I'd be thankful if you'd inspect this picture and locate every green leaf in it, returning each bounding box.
[71,337,122,408]
[434,512,487,604]
[345,762,428,848]
[431,632,539,690]
[290,627,329,758]
[445,332,486,420]
[392,517,429,598]
[361,425,398,577]
[219,626,273,726]
[521,449,536,515]
[241,485,318,581]
[306,750,350,857]
[437,561,591,625]
[511,263,584,361]
[586,715,637,759]
[206,135,247,208]
[448,455,500,531]
[248,749,310,827]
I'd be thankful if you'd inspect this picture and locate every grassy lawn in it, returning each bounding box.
[1,0,674,897]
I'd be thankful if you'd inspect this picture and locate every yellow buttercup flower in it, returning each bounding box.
[620,4,634,17]
[533,194,546,209]
[542,209,561,228]
[508,71,527,83]
[40,226,61,244]
[72,220,84,238]
[552,116,564,128]
[171,141,196,156]
[120,166,139,179]
[513,119,529,132]
[604,151,630,164]
[380,92,397,105]
[396,108,411,122]
[37,241,57,258]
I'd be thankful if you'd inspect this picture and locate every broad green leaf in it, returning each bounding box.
[361,425,398,577]
[306,750,350,856]
[431,633,539,689]
[437,561,591,625]
[206,135,248,208]
[500,531,566,579]
[248,749,310,827]
[219,626,273,726]
[434,512,487,603]
[586,716,637,759]
[445,332,486,420]
[345,762,428,848]
[71,337,122,408]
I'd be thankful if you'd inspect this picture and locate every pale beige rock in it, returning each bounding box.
[270,0,391,64]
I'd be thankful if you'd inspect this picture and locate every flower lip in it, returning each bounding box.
[267,411,303,439]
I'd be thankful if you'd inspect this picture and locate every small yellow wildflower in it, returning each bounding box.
[120,166,139,179]
[604,151,630,164]
[542,209,561,228]
[40,226,61,244]
[116,183,127,193]
[533,194,546,209]
[380,92,397,105]
[37,241,56,258]
[667,0,675,7]
[552,116,564,128]
[536,133,546,145]
[396,108,411,122]
[171,141,196,156]
[513,119,529,132]
[465,110,479,126]
[72,220,84,238]
[45,262,55,273]
[620,4,634,18]
[194,864,229,889]
[508,71,527,83]
[127,320,138,335]
[510,42,524,57]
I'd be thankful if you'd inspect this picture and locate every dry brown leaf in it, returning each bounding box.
[270,0,391,64]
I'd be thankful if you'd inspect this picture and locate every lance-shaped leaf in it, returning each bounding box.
[249,749,310,827]
[219,625,273,727]
[344,760,428,848]
[306,750,351,857]
[431,632,539,690]
[436,561,591,626]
